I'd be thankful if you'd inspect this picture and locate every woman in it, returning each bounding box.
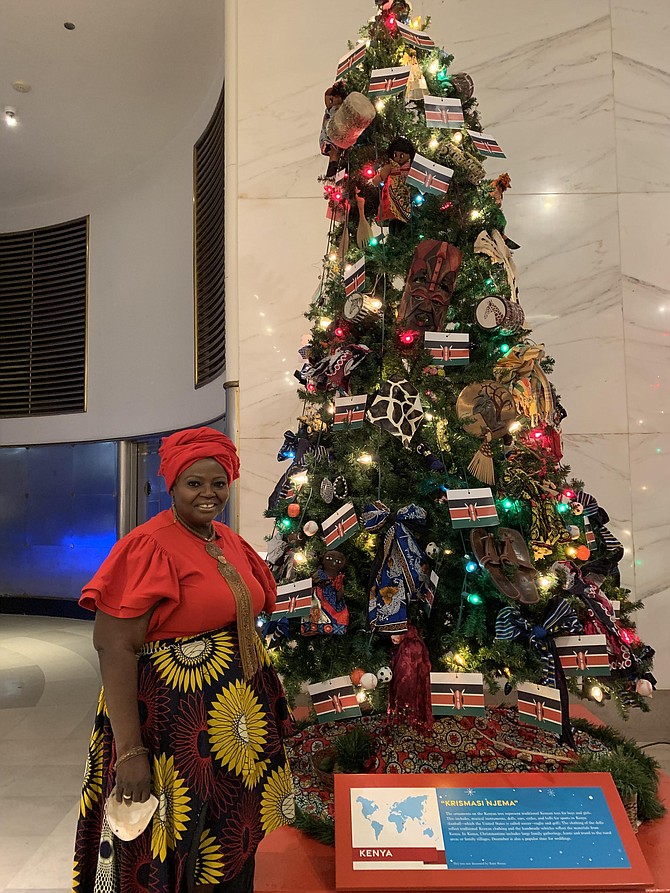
[73,427,295,893]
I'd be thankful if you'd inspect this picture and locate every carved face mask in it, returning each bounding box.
[398,239,463,332]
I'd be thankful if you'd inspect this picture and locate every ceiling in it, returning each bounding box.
[0,0,224,209]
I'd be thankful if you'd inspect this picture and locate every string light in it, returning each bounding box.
[279,518,292,531]
[357,453,373,465]
[465,557,478,574]
[400,330,418,345]
[294,551,307,564]
[556,502,569,514]
[327,403,335,414]
[375,99,386,112]
[502,498,515,511]
[566,546,577,558]
[453,652,465,667]
[538,575,552,590]
[590,685,604,703]
[444,548,454,555]
[363,164,375,179]
[467,592,483,605]
[319,317,332,329]
[452,131,463,144]
[355,690,367,703]
[424,412,434,422]
[428,59,440,74]
[328,252,337,262]
[428,138,439,149]
[411,17,421,28]
[499,343,510,354]
[508,421,522,434]
[413,193,425,206]
[370,297,383,310]
[290,470,308,487]
[369,236,379,247]
[334,325,346,338]
[470,210,482,221]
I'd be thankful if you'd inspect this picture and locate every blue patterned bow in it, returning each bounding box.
[363,502,429,634]
[496,597,583,746]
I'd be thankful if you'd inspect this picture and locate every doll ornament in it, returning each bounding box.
[372,136,416,234]
[319,81,348,177]
[301,550,349,635]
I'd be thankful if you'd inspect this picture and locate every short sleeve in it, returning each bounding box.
[239,538,277,615]
[79,533,180,618]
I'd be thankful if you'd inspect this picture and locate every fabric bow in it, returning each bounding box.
[496,597,583,746]
[363,502,429,634]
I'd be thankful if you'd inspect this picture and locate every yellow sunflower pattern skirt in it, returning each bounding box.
[73,627,295,892]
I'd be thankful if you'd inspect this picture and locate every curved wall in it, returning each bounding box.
[0,72,226,446]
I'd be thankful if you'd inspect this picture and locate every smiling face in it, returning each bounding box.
[171,458,229,533]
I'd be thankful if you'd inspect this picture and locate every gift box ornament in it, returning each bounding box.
[475,295,525,333]
[272,578,313,620]
[343,256,365,297]
[424,331,470,366]
[342,291,378,323]
[368,66,411,97]
[430,672,485,717]
[307,675,362,723]
[332,394,367,430]
[321,501,359,548]
[517,682,563,735]
[554,634,610,676]
[423,95,464,130]
[336,41,366,79]
[447,488,499,529]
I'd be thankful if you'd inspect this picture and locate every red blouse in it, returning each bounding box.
[79,510,276,641]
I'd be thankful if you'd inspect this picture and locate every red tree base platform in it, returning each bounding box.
[256,704,670,892]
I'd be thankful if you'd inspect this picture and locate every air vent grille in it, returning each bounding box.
[194,85,225,387]
[0,217,88,417]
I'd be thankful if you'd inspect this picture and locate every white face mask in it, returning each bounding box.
[105,787,159,841]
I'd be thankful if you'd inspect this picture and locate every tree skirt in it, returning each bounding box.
[285,706,609,822]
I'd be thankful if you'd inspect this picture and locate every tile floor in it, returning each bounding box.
[0,615,668,892]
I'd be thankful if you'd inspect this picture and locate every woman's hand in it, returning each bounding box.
[115,754,152,803]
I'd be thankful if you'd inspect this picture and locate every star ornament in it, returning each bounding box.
[367,375,424,446]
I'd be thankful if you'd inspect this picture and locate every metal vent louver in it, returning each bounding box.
[194,86,225,387]
[0,217,88,417]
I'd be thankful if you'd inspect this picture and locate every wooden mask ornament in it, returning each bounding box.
[397,239,462,332]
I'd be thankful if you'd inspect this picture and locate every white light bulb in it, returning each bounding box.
[429,60,440,74]
[370,298,383,310]
[590,685,604,703]
[452,131,463,144]
[319,317,332,329]
[294,551,306,564]
[375,99,386,112]
[424,413,434,422]
[356,691,367,703]
[508,421,522,433]
[429,138,439,149]
[4,107,17,127]
[357,453,373,465]
[470,210,482,221]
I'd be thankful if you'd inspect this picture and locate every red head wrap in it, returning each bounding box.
[158,427,240,490]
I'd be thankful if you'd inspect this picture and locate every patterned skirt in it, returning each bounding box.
[73,627,295,892]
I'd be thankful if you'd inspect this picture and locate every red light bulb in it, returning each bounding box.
[388,14,396,26]
[363,165,375,179]
[306,382,316,393]
[400,330,416,345]
[334,326,345,338]
[333,191,342,202]
[532,429,543,440]
[440,201,453,211]
[564,489,575,499]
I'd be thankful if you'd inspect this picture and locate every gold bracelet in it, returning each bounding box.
[114,746,149,771]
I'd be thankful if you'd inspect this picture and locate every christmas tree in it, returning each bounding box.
[262,1,656,742]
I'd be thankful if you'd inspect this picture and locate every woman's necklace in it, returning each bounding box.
[172,506,216,542]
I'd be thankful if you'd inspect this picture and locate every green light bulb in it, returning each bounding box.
[502,498,514,511]
[467,592,483,605]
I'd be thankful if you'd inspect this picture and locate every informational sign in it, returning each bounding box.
[334,772,652,890]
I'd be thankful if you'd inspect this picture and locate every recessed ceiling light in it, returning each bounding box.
[64,22,76,30]
[4,107,18,128]
[12,81,32,94]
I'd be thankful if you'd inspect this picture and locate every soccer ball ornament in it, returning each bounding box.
[377,666,393,684]
[360,672,378,690]
[425,542,438,559]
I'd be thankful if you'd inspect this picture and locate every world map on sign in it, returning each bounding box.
[355,793,435,842]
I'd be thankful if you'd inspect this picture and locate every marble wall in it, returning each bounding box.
[236,0,670,684]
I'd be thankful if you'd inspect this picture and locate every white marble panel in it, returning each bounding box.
[423,0,616,194]
[612,0,670,192]
[504,192,625,434]
[238,0,364,199]
[238,436,284,552]
[629,433,670,687]
[620,194,670,433]
[561,434,634,589]
[237,196,326,442]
